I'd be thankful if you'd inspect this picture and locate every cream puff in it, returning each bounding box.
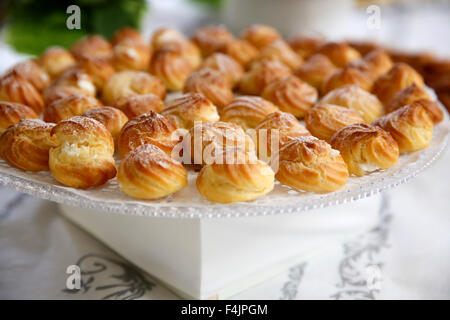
[294,53,338,89]
[151,28,201,69]
[223,39,259,69]
[112,38,151,71]
[181,121,255,166]
[118,143,187,200]
[257,40,304,70]
[149,46,193,91]
[200,53,245,87]
[349,49,393,79]
[111,27,145,46]
[196,148,274,203]
[183,67,234,110]
[255,111,310,161]
[305,103,365,141]
[240,24,282,50]
[43,94,101,123]
[37,46,77,79]
[75,56,116,89]
[0,119,55,171]
[385,84,443,123]
[287,35,324,59]
[319,85,383,123]
[70,35,113,60]
[239,60,291,95]
[372,62,424,105]
[221,96,279,130]
[43,68,97,104]
[0,71,44,114]
[162,93,220,129]
[317,42,361,68]
[82,106,129,143]
[0,102,38,134]
[117,111,178,157]
[113,94,164,119]
[330,123,399,176]
[102,70,165,105]
[321,66,373,95]
[261,75,318,118]
[9,60,50,92]
[275,136,349,192]
[49,116,116,188]
[191,25,235,57]
[373,103,434,152]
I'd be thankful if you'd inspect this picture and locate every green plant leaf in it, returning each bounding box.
[4,11,86,56]
[89,0,147,38]
[4,0,148,55]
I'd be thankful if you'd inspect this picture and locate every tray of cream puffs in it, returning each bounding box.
[0,25,448,218]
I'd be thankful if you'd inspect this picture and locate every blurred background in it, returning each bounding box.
[2,0,448,113]
[1,0,449,58]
